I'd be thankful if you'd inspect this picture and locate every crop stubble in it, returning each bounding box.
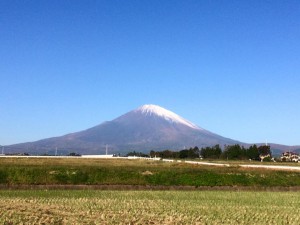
[0,190,300,224]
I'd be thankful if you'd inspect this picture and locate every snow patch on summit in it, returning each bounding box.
[136,104,201,130]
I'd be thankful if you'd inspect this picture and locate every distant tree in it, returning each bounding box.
[258,145,271,156]
[172,151,180,158]
[126,151,137,156]
[161,150,175,158]
[126,151,149,157]
[176,147,200,159]
[148,147,200,159]
[200,147,209,158]
[179,149,189,158]
[200,145,222,159]
[149,150,156,158]
[68,152,81,156]
[222,144,246,160]
[188,147,200,158]
[247,145,259,160]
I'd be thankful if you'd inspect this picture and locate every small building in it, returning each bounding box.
[281,152,299,162]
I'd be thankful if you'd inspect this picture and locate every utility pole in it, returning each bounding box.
[55,147,58,156]
[106,144,108,155]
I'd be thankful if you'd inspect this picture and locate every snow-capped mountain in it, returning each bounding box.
[135,105,200,129]
[9,104,241,154]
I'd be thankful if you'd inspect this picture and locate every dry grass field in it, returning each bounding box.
[1,158,300,224]
[1,190,300,224]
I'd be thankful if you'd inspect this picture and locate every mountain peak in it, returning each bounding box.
[8,103,242,154]
[135,104,201,130]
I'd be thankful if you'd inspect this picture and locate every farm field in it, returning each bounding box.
[0,190,300,224]
[1,157,300,187]
[1,157,300,224]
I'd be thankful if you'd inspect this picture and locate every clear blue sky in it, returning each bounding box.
[1,0,300,146]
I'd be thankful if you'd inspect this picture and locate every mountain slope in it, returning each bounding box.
[6,104,284,155]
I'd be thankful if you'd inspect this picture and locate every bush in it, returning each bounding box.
[263,157,272,162]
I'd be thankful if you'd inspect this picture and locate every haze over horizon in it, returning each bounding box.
[1,1,300,146]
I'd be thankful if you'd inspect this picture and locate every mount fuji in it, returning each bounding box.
[9,104,242,154]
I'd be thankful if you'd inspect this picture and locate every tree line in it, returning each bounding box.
[149,147,200,159]
[147,144,271,161]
